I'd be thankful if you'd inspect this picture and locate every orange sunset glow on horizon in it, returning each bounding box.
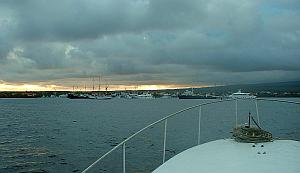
[0,81,211,91]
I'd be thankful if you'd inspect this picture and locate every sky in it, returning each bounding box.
[0,0,299,91]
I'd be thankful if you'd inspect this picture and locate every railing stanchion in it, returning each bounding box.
[235,99,238,127]
[123,143,126,173]
[255,99,260,126]
[198,106,202,145]
[162,119,168,164]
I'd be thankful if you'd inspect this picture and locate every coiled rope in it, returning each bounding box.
[233,125,272,143]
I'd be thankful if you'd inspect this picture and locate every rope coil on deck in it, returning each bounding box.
[233,125,272,143]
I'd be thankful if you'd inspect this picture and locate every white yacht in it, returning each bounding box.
[229,89,256,99]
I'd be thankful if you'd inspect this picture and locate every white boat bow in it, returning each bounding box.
[153,139,300,173]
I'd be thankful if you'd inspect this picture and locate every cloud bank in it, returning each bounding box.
[0,0,299,87]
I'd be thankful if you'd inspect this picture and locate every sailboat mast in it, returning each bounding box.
[92,76,95,91]
[98,76,101,91]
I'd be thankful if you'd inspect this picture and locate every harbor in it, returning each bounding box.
[1,81,300,99]
[1,0,300,172]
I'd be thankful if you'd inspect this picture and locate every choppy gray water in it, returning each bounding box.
[0,98,299,173]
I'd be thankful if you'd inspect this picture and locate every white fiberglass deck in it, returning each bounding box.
[153,139,300,173]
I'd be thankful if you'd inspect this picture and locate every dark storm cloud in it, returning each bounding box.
[0,5,14,61]
[0,0,299,85]
[4,0,203,41]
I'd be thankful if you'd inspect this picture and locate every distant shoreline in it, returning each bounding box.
[1,80,300,98]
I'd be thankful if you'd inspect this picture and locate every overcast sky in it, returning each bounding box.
[0,0,299,89]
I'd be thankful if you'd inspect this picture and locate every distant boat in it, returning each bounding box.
[119,93,138,99]
[229,89,256,99]
[128,93,138,99]
[67,93,92,99]
[178,90,218,99]
[161,93,172,99]
[58,94,68,98]
[137,93,153,99]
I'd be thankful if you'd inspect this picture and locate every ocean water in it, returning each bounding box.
[0,98,299,173]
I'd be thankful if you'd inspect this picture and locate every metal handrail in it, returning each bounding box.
[81,98,300,173]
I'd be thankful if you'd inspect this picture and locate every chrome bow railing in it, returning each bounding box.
[82,98,300,173]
